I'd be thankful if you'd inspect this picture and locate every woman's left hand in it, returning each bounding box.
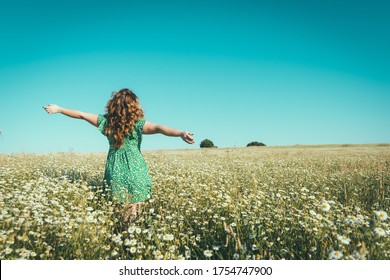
[180,131,194,144]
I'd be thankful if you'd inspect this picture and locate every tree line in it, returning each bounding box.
[200,139,266,148]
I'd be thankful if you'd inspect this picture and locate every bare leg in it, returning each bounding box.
[123,202,143,223]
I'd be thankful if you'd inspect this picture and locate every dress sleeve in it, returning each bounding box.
[97,114,107,135]
[136,119,146,134]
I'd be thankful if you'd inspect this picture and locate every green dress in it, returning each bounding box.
[97,115,152,204]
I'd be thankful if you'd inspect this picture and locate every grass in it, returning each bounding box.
[0,144,389,260]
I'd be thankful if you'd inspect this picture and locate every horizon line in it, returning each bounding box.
[1,143,389,155]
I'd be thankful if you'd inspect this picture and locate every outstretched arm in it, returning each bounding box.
[43,104,98,127]
[142,121,194,144]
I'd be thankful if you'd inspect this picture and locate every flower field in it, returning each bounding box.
[1,144,389,260]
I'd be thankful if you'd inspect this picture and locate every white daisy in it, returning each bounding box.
[169,245,176,253]
[85,215,94,223]
[374,227,386,237]
[112,235,122,244]
[329,250,343,260]
[163,234,174,241]
[203,250,213,257]
[320,201,331,212]
[375,211,388,221]
[111,249,118,257]
[128,225,136,234]
[130,239,137,246]
[153,250,162,256]
[337,235,351,245]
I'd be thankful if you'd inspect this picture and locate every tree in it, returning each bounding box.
[200,139,215,148]
[246,141,266,147]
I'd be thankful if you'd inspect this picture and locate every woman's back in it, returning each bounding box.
[97,114,152,204]
[98,114,145,152]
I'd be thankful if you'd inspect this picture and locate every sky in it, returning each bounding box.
[0,0,389,153]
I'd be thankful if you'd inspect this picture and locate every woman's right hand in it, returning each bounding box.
[43,104,61,114]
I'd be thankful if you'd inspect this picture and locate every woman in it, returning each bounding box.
[43,88,194,222]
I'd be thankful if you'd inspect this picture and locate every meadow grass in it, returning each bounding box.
[0,144,389,260]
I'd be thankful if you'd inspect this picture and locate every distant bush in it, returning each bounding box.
[247,141,266,147]
[200,139,215,148]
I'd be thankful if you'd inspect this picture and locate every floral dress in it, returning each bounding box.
[98,115,152,204]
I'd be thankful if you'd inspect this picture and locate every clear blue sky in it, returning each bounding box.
[0,0,389,153]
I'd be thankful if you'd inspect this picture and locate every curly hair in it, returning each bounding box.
[105,88,144,148]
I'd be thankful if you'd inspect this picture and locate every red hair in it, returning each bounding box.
[105,89,144,148]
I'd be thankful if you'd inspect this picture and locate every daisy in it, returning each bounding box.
[111,249,118,257]
[374,227,386,237]
[203,250,213,257]
[112,235,122,244]
[163,234,174,241]
[346,215,358,225]
[329,250,343,260]
[169,245,176,253]
[320,201,331,212]
[337,235,351,245]
[85,215,94,223]
[154,250,162,256]
[177,255,186,260]
[375,211,388,221]
[128,225,136,234]
[130,239,137,246]
[130,247,137,254]
[5,247,12,255]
